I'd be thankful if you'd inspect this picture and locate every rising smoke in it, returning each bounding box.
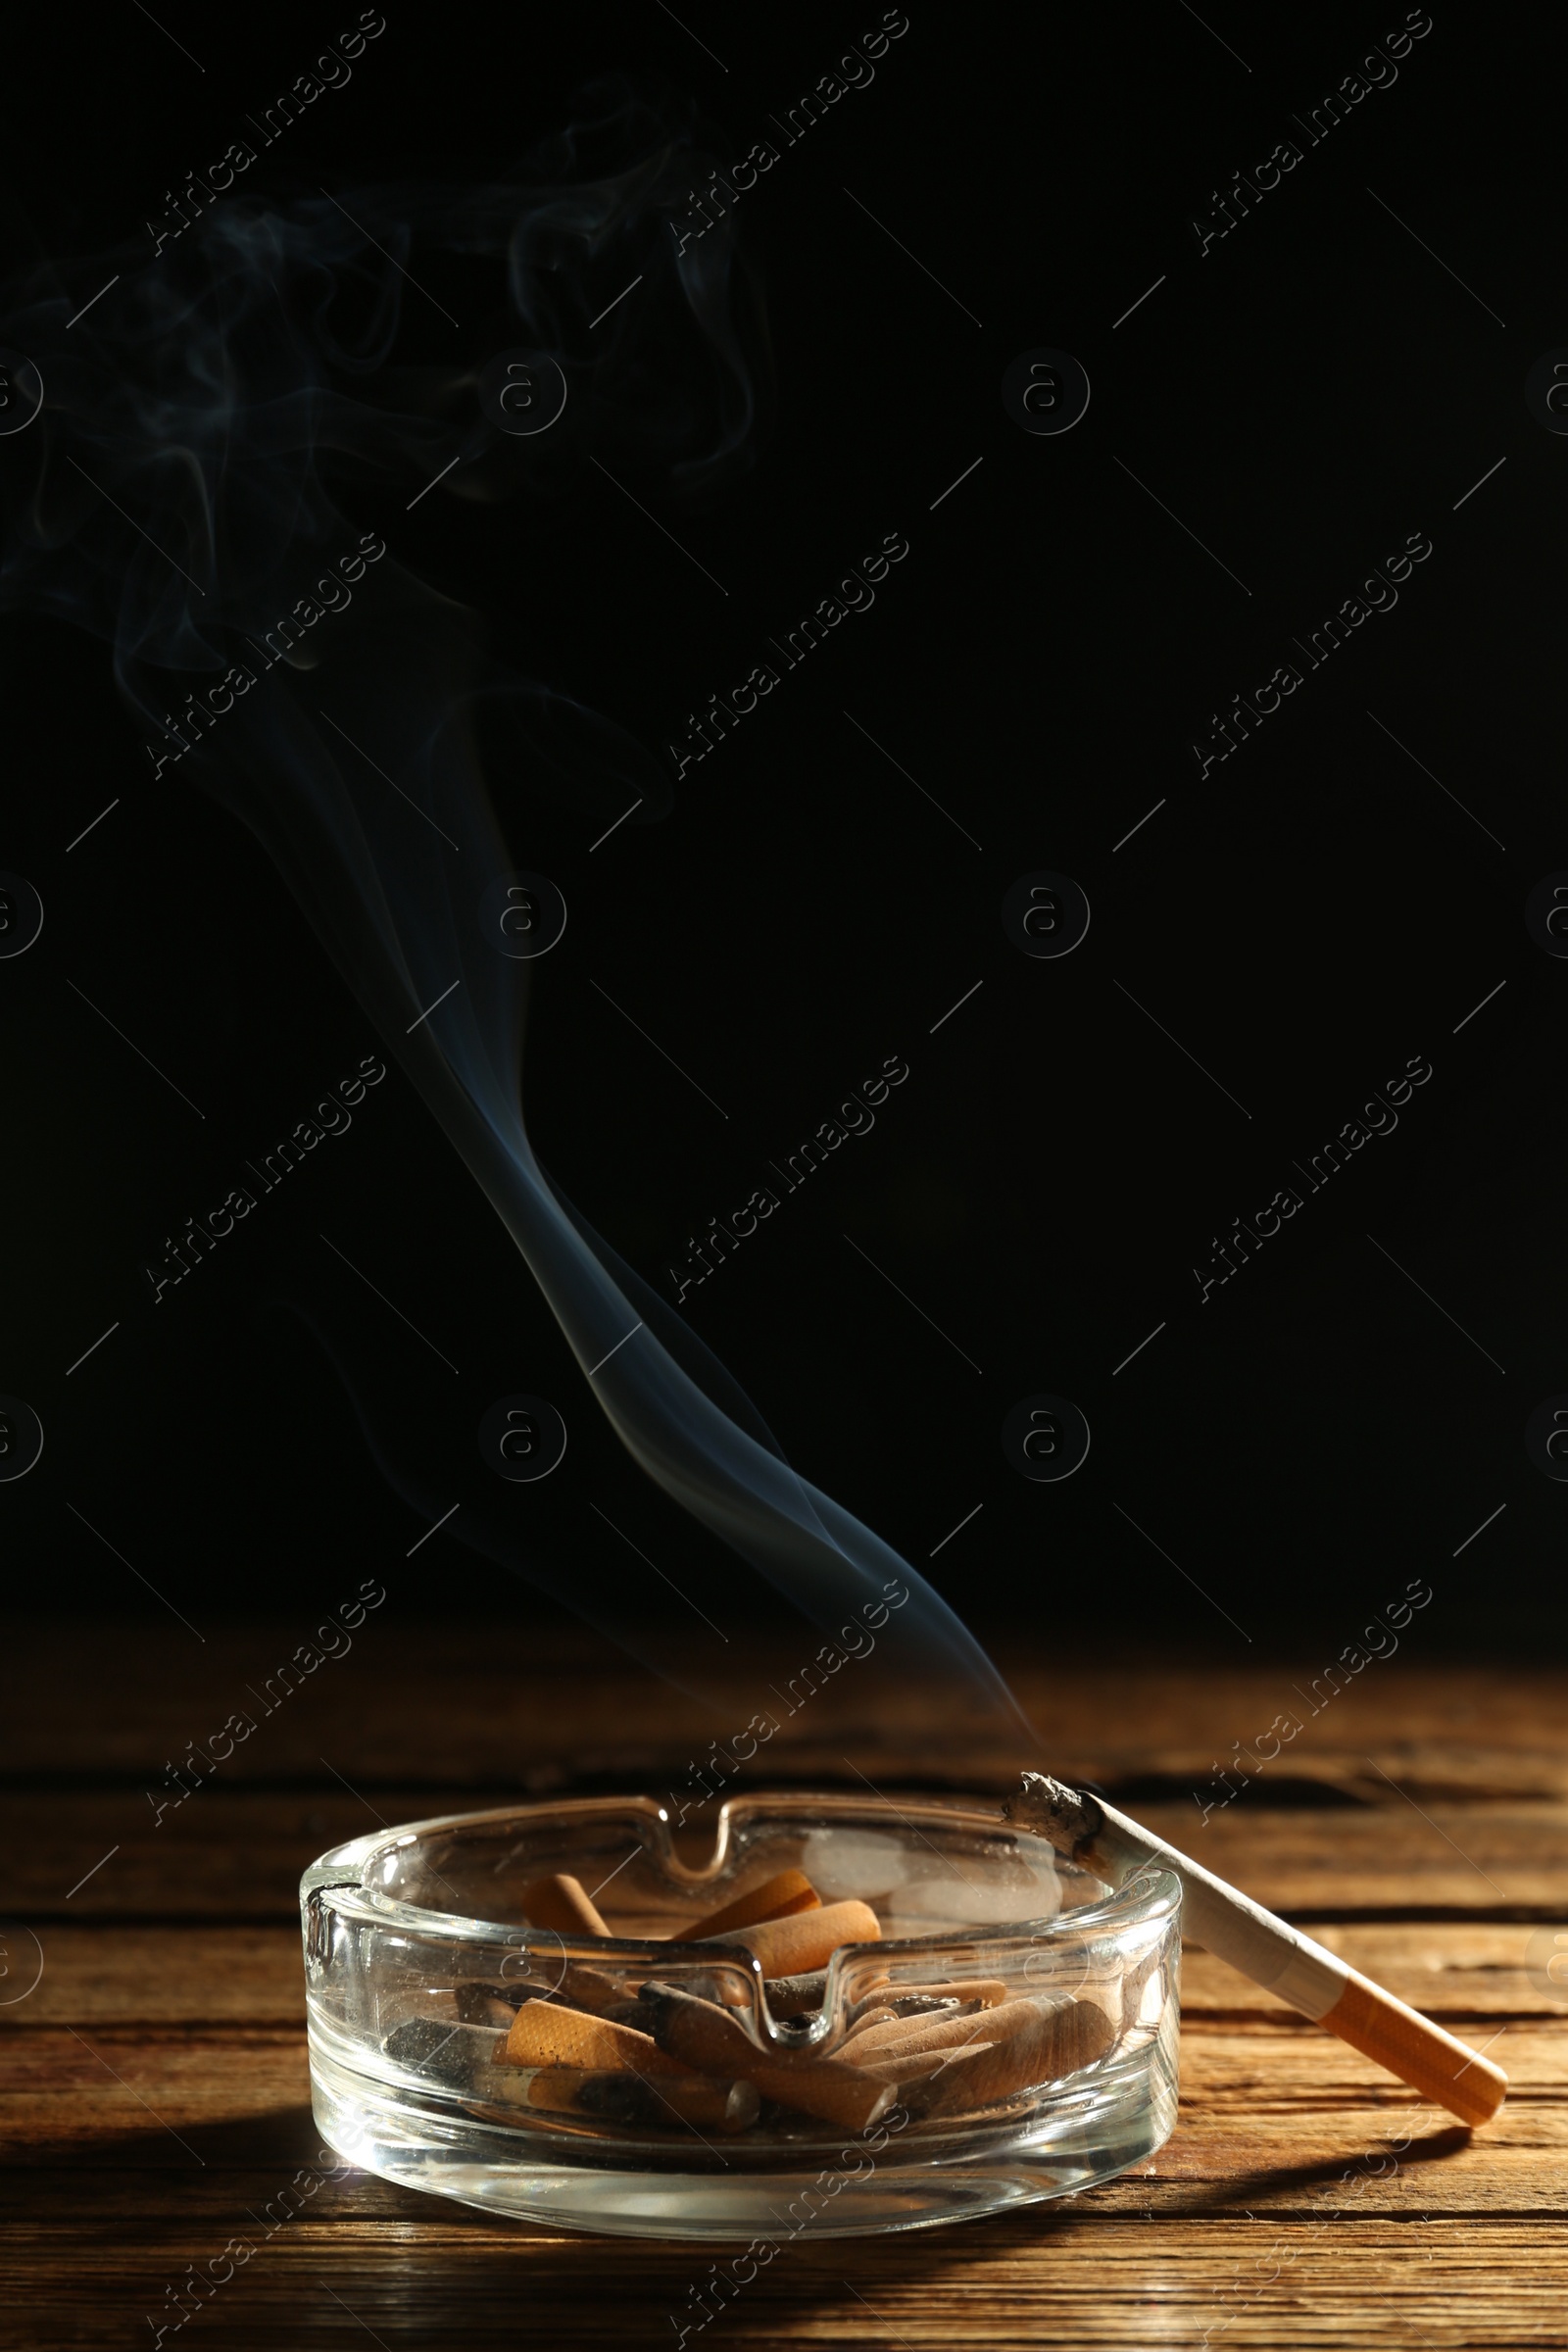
[1,81,1018,1721]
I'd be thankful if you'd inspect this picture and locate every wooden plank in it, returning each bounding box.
[8,1922,1565,2030]
[4,2019,1562,2181]
[5,2220,1566,2349]
[1182,1923,1568,2017]
[6,1625,1567,1800]
[7,1927,309,2025]
[10,1787,1568,1918]
[4,1648,1563,2351]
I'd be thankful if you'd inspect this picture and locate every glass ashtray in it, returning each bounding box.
[301,1789,1180,2238]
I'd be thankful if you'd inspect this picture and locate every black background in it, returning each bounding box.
[3,1,1561,1669]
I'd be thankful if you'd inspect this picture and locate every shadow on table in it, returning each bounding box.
[10,2103,1484,2346]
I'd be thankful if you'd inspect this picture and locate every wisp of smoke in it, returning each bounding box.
[0,82,1020,1724]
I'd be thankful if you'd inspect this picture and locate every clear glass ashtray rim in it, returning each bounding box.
[298,1787,1185,1963]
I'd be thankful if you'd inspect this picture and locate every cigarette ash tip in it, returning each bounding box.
[1004,1773,1104,1853]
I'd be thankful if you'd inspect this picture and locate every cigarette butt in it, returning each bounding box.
[684,1870,822,1940]
[747,2062,897,2133]
[841,1987,1000,2055]
[729,1970,897,2022]
[525,2067,760,2133]
[854,2038,1001,2105]
[930,1994,1114,2107]
[839,2004,901,2047]
[638,1981,760,2074]
[637,1982,895,2131]
[503,1960,627,2015]
[706,1898,882,1979]
[499,1997,693,2077]
[558,1961,630,2014]
[757,1970,830,2018]
[520,1874,611,1936]
[844,1998,1041,2066]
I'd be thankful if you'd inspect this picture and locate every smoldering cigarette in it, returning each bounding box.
[683,1869,822,1940]
[700,1896,882,1979]
[523,2066,760,2133]
[520,1873,612,1937]
[497,1996,694,2078]
[1006,1771,1508,2128]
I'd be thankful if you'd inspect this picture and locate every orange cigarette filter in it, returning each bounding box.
[499,1997,692,2077]
[705,1897,882,1979]
[520,1873,611,1936]
[683,1869,822,1940]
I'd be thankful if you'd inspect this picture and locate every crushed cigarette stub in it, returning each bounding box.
[497,1997,693,2077]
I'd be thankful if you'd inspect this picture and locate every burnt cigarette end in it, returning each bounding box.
[566,2069,762,2134]
[760,1970,828,2019]
[381,2017,468,2075]
[637,1979,758,2073]
[1004,1774,1105,1854]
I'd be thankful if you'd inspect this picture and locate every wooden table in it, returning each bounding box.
[6,1623,1566,2346]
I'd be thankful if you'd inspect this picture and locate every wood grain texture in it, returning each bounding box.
[3,1629,1566,2347]
[10,1786,1568,1921]
[8,1918,1561,2032]
[6,1624,1566,1787]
